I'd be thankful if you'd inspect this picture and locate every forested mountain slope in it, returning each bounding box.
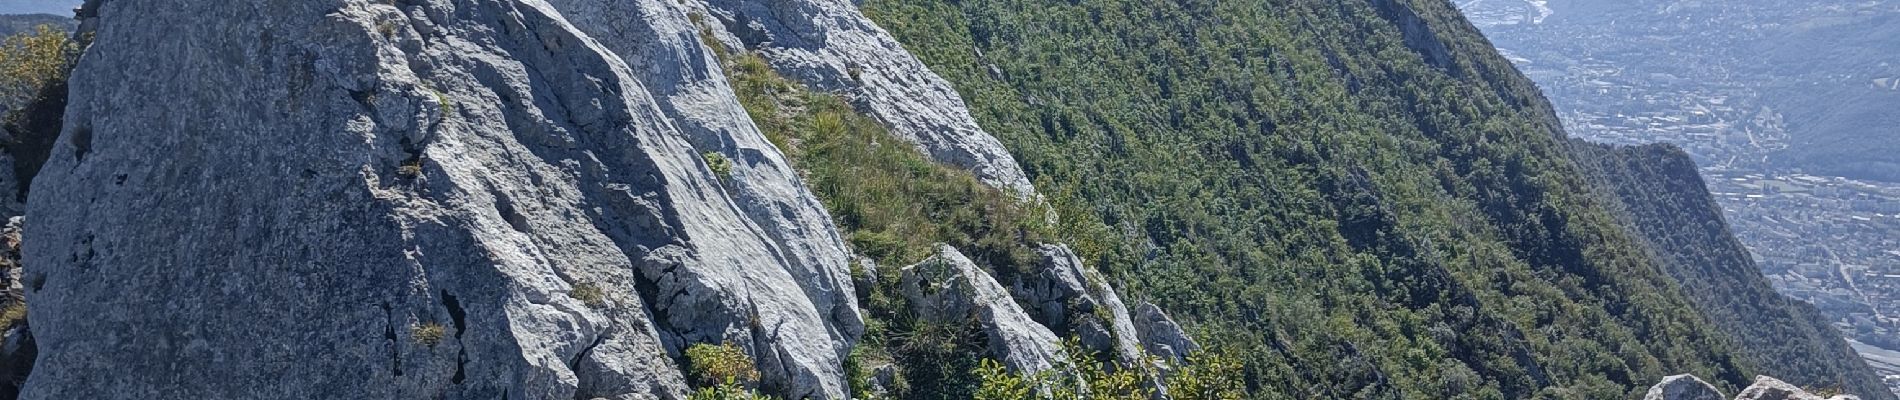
[1571,141,1891,398]
[859,0,1892,397]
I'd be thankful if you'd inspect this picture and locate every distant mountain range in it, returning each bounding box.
[0,1,77,17]
[0,13,74,36]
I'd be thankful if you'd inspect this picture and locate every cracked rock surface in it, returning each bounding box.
[21,1,860,398]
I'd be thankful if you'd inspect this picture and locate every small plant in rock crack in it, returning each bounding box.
[411,322,447,346]
[376,21,399,38]
[397,157,424,178]
[569,282,606,308]
[431,87,455,116]
[686,342,772,400]
[0,302,25,328]
[703,152,734,179]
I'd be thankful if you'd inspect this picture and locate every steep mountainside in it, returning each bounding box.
[1572,142,1891,398]
[0,0,1885,399]
[861,0,1891,397]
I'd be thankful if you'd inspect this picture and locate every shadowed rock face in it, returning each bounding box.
[20,0,861,398]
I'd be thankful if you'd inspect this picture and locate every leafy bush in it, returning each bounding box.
[0,24,77,109]
[685,343,772,400]
[0,302,24,329]
[972,340,1245,400]
[685,342,761,386]
[703,152,734,179]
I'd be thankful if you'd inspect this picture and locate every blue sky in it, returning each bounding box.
[0,0,79,16]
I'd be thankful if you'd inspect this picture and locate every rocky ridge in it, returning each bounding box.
[1646,375,1863,400]
[2,0,1178,399]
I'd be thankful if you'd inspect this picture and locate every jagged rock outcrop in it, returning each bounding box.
[20,0,868,399]
[1012,244,1145,365]
[1132,302,1199,363]
[898,244,1065,373]
[1735,376,1860,400]
[542,0,864,351]
[1643,374,1724,400]
[1643,375,1864,400]
[684,0,1035,196]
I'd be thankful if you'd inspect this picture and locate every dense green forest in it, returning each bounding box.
[821,0,1889,397]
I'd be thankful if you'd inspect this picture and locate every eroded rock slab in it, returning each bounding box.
[899,244,1065,373]
[1133,302,1200,363]
[1734,375,1858,400]
[1014,244,1145,365]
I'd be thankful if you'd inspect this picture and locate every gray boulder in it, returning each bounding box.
[1014,244,1145,366]
[899,244,1065,373]
[1734,376,1857,400]
[21,1,862,399]
[1133,302,1200,362]
[1642,374,1724,400]
[685,0,1036,196]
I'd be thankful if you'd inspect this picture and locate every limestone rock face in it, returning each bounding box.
[1735,376,1858,400]
[899,244,1065,373]
[686,0,1036,196]
[1133,302,1200,362]
[1642,374,1724,400]
[1015,244,1145,365]
[1646,375,1867,400]
[21,1,861,399]
[542,0,865,355]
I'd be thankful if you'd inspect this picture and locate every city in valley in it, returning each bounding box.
[1460,0,1900,391]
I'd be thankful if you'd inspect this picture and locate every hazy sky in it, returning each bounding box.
[0,0,79,16]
